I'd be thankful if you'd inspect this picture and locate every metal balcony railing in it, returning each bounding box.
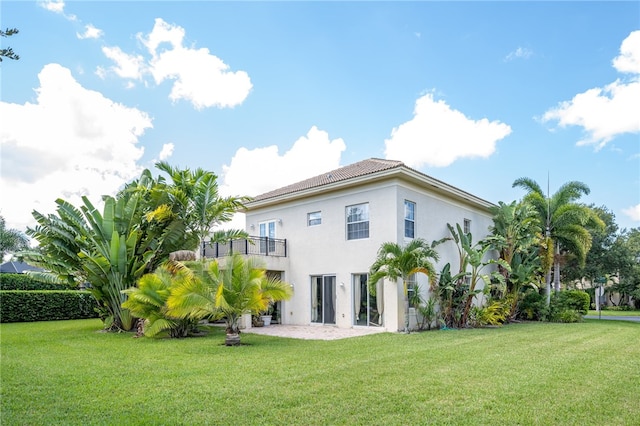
[203,236,287,259]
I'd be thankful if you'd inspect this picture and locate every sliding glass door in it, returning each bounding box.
[311,275,336,325]
[353,274,383,327]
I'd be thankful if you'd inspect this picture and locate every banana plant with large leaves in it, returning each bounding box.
[446,223,509,327]
[25,168,196,331]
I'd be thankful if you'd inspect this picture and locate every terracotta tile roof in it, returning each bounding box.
[250,158,404,202]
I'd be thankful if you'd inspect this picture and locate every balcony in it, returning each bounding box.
[203,236,287,259]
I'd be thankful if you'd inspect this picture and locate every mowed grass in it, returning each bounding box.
[588,309,640,317]
[1,320,639,425]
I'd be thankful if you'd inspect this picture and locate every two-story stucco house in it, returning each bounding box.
[206,158,496,332]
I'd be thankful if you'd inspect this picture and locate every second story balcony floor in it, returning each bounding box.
[203,236,287,259]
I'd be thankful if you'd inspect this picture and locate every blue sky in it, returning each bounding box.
[1,1,639,236]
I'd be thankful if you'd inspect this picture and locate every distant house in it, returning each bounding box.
[0,260,43,274]
[205,158,496,332]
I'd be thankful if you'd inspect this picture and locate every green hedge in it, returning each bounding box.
[549,290,590,323]
[0,291,98,323]
[0,273,75,291]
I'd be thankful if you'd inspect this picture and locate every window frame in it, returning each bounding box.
[307,211,322,227]
[463,218,471,235]
[346,203,370,240]
[404,200,415,239]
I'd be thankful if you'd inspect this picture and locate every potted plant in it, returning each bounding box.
[260,304,274,326]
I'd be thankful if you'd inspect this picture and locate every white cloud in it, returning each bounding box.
[384,93,512,168]
[158,143,175,161]
[38,0,76,21]
[542,30,640,150]
[505,47,533,61]
[612,30,640,74]
[622,204,640,222]
[100,46,145,80]
[221,126,346,198]
[0,64,152,232]
[217,126,345,232]
[38,0,65,14]
[134,18,252,109]
[77,24,103,40]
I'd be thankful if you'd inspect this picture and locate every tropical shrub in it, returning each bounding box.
[549,290,590,322]
[24,164,249,332]
[122,264,198,338]
[0,290,98,322]
[432,263,468,328]
[416,297,438,331]
[469,299,511,327]
[553,309,583,323]
[518,289,547,321]
[123,255,294,341]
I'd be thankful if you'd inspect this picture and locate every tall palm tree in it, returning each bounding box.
[155,162,251,258]
[513,177,604,305]
[369,239,440,333]
[168,254,292,345]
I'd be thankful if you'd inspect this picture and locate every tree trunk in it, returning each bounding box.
[545,268,552,307]
[553,244,561,292]
[225,333,241,346]
[403,280,410,334]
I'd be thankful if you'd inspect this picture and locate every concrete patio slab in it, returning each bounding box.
[243,324,388,340]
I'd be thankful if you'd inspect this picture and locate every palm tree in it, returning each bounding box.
[486,201,540,277]
[513,177,604,305]
[155,162,251,258]
[168,253,292,345]
[122,264,198,338]
[485,201,541,317]
[0,215,29,260]
[369,239,440,333]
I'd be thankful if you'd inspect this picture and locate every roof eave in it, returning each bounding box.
[244,165,495,212]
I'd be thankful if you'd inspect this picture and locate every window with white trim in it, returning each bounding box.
[463,218,471,235]
[346,203,369,240]
[307,211,322,226]
[404,200,415,238]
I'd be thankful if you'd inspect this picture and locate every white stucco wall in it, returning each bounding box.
[245,176,495,331]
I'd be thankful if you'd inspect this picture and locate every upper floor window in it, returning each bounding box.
[346,203,369,240]
[308,211,322,226]
[404,200,415,238]
[463,218,471,235]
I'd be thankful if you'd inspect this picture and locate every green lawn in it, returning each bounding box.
[588,309,640,316]
[2,319,639,425]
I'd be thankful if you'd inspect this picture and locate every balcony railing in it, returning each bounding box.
[203,236,287,259]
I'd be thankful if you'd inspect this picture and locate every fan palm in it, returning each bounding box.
[513,177,604,305]
[369,238,440,333]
